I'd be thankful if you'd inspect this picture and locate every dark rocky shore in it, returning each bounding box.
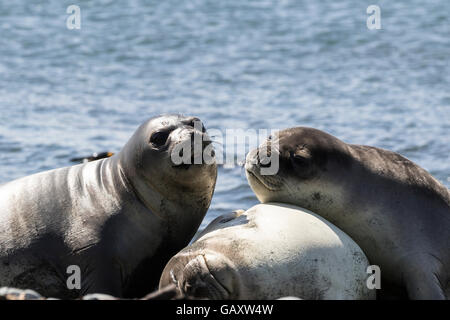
[0,285,188,300]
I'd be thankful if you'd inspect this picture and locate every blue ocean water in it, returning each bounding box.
[0,0,448,228]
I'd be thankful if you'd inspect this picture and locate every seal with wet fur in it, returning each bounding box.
[159,203,375,300]
[0,114,217,298]
[245,127,450,299]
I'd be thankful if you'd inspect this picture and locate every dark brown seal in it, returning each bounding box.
[246,127,450,299]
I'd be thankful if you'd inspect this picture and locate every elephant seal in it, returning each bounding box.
[0,114,217,299]
[245,127,450,299]
[159,203,375,300]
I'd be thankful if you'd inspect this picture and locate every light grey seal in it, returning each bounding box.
[159,203,375,300]
[245,127,450,299]
[0,114,217,298]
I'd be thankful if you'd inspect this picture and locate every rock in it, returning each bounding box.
[0,285,190,300]
[82,293,118,300]
[0,287,44,300]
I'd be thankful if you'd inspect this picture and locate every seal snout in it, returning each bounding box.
[245,147,283,193]
[170,128,215,169]
[159,251,234,300]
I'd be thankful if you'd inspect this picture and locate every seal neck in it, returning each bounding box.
[104,155,165,219]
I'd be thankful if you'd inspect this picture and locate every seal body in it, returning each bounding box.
[159,203,375,300]
[0,115,217,298]
[245,127,450,299]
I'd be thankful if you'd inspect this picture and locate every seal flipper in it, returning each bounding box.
[403,254,447,300]
[80,262,123,298]
[405,272,446,300]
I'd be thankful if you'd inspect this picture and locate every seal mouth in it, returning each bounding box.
[246,169,282,191]
[172,153,202,170]
[172,163,193,170]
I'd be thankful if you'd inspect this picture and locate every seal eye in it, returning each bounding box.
[290,150,311,167]
[150,131,170,147]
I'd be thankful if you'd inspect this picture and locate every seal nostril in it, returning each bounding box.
[256,149,271,168]
[186,118,206,133]
[260,160,271,168]
[202,138,212,148]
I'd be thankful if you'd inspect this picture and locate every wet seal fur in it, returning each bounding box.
[159,203,375,300]
[0,114,217,298]
[246,127,450,299]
